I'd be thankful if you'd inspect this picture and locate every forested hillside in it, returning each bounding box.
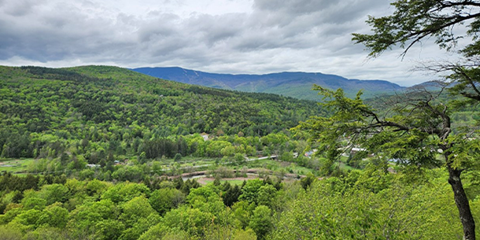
[0,65,323,159]
[1,65,323,136]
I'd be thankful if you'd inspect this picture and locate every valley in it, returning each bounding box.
[0,65,478,240]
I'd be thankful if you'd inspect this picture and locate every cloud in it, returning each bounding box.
[0,0,447,85]
[3,0,44,16]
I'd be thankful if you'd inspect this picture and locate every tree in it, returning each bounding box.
[352,1,480,58]
[249,205,272,240]
[95,219,125,240]
[67,199,120,234]
[162,206,213,237]
[119,196,157,228]
[350,2,480,239]
[269,170,465,239]
[149,188,185,215]
[174,153,182,162]
[39,184,70,205]
[257,184,277,208]
[296,86,480,239]
[239,179,264,205]
[223,185,242,207]
[352,1,480,105]
[234,153,245,165]
[36,204,69,228]
[22,197,46,211]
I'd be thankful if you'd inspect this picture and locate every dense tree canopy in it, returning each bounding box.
[0,65,326,183]
[0,165,478,239]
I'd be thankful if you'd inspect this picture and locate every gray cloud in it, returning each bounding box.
[3,0,44,16]
[0,0,447,85]
[254,0,337,15]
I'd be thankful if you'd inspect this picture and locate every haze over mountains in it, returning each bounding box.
[133,67,407,100]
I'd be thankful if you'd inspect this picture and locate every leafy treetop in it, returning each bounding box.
[352,0,480,57]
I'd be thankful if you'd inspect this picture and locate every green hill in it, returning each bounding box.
[0,65,324,159]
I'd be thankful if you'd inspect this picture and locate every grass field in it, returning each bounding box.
[246,159,315,175]
[202,179,247,185]
[0,159,34,173]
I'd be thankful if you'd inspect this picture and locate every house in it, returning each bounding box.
[304,149,318,157]
[86,164,100,168]
[200,133,209,141]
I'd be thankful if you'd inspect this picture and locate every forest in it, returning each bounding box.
[0,65,339,239]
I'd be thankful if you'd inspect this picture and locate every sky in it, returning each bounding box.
[0,0,466,86]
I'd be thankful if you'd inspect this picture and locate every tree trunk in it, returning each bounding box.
[447,165,476,240]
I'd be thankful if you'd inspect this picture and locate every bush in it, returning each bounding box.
[174,153,182,162]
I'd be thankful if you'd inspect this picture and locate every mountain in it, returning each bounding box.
[0,65,324,139]
[407,80,450,92]
[132,67,405,100]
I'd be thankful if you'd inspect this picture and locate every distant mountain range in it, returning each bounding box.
[132,67,407,100]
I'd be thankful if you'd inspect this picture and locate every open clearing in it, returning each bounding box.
[0,159,34,173]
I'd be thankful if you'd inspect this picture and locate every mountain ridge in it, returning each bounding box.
[132,67,406,100]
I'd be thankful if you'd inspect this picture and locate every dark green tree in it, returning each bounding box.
[149,188,185,216]
[223,185,242,207]
[174,153,182,162]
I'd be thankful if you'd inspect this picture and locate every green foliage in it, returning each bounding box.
[23,227,67,240]
[269,170,470,239]
[119,196,157,227]
[36,204,69,228]
[149,188,185,215]
[223,185,242,207]
[94,219,125,240]
[0,65,323,159]
[174,153,182,162]
[0,65,324,186]
[0,173,39,193]
[3,63,480,239]
[0,224,22,240]
[257,184,277,208]
[11,208,42,229]
[0,173,476,239]
[67,199,120,231]
[163,206,214,237]
[139,223,189,240]
[22,197,46,211]
[39,184,70,205]
[101,182,150,203]
[186,185,220,205]
[249,205,272,240]
[239,179,265,205]
[85,179,109,197]
[300,173,316,190]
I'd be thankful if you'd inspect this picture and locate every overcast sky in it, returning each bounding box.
[0,0,466,86]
